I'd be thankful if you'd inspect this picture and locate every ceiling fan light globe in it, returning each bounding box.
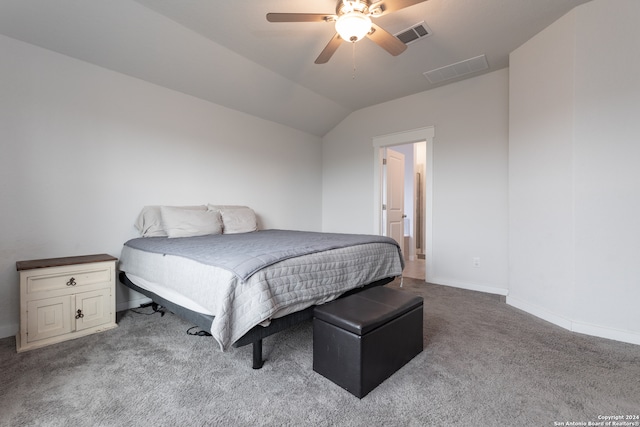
[335,12,372,42]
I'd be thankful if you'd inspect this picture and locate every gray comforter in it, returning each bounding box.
[124,229,403,282]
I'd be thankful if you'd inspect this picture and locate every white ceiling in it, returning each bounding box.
[0,0,591,136]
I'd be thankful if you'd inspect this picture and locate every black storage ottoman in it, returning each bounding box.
[313,286,423,398]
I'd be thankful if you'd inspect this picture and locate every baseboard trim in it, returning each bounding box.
[571,320,640,346]
[426,275,509,296]
[506,296,573,330]
[507,296,640,346]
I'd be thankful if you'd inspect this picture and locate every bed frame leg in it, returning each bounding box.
[252,339,264,369]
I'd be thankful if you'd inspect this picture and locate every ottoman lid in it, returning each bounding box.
[314,286,423,335]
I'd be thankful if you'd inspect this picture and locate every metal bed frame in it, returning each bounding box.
[119,272,394,369]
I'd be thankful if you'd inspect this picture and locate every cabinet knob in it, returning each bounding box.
[75,309,84,319]
[66,277,76,286]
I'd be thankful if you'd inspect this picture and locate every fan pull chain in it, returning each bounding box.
[352,42,357,79]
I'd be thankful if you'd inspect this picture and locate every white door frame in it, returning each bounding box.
[373,126,434,280]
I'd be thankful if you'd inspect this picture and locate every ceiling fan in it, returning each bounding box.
[266,0,428,64]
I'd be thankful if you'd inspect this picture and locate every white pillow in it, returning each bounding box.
[160,206,222,238]
[135,205,207,237]
[207,205,257,234]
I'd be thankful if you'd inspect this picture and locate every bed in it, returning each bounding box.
[118,205,404,368]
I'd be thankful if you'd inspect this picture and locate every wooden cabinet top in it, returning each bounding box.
[16,254,117,271]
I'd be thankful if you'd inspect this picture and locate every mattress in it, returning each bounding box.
[119,233,403,350]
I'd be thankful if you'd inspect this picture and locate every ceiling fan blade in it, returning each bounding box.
[315,33,343,64]
[266,13,333,23]
[367,23,407,56]
[370,0,428,16]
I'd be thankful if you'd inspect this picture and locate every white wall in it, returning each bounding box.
[508,10,577,325]
[0,35,323,338]
[322,69,510,295]
[508,0,640,345]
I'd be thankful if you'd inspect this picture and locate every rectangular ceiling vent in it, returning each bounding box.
[423,54,489,84]
[395,21,432,45]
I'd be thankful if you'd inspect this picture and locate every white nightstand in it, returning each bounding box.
[16,254,118,352]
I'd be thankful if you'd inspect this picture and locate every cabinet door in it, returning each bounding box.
[27,296,73,342]
[75,288,112,331]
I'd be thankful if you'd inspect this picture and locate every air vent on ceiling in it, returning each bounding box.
[423,54,489,84]
[394,21,432,45]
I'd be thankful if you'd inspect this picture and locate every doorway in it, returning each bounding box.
[373,127,434,282]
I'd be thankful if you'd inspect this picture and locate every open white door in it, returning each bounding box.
[384,148,405,248]
[373,126,434,283]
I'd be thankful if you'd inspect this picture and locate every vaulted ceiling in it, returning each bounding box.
[0,0,591,136]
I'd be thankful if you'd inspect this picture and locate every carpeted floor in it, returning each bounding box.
[1,278,638,426]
